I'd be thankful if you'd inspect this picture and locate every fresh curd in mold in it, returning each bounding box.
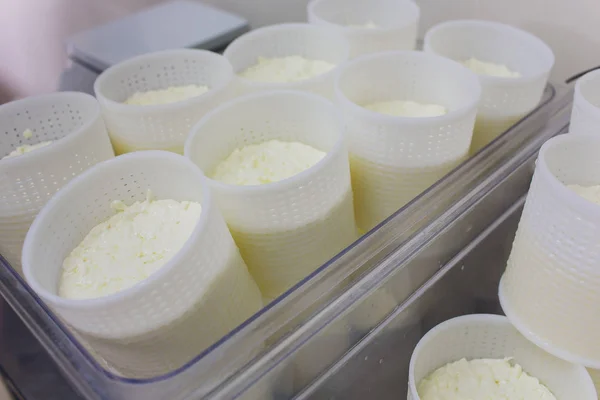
[418,358,556,400]
[124,84,209,105]
[3,129,53,159]
[463,57,521,78]
[210,138,356,299]
[59,196,202,299]
[239,56,335,83]
[211,139,326,186]
[3,141,53,159]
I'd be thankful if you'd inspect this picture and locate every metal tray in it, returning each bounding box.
[0,83,564,400]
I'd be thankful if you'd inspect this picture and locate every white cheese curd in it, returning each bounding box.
[124,84,209,105]
[348,21,378,29]
[364,100,447,117]
[59,196,202,299]
[239,56,336,83]
[418,357,556,400]
[211,139,326,185]
[567,184,600,205]
[3,129,53,160]
[463,57,521,78]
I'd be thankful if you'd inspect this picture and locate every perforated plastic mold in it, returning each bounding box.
[94,49,234,155]
[500,133,600,369]
[0,92,114,271]
[334,50,480,231]
[185,90,358,299]
[424,20,554,153]
[307,0,419,58]
[223,23,350,99]
[570,69,600,136]
[22,151,262,378]
[408,314,597,400]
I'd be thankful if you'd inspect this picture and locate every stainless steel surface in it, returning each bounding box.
[0,82,568,400]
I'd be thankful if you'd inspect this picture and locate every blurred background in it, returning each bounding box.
[0,0,599,103]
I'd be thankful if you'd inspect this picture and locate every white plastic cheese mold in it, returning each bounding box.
[21,151,262,378]
[223,23,349,99]
[500,133,600,369]
[334,50,480,232]
[94,49,234,155]
[570,69,600,136]
[408,314,596,400]
[424,20,554,153]
[185,90,358,300]
[307,0,419,58]
[0,92,114,272]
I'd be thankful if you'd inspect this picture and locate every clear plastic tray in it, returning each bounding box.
[296,134,572,400]
[242,84,572,400]
[0,83,562,400]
